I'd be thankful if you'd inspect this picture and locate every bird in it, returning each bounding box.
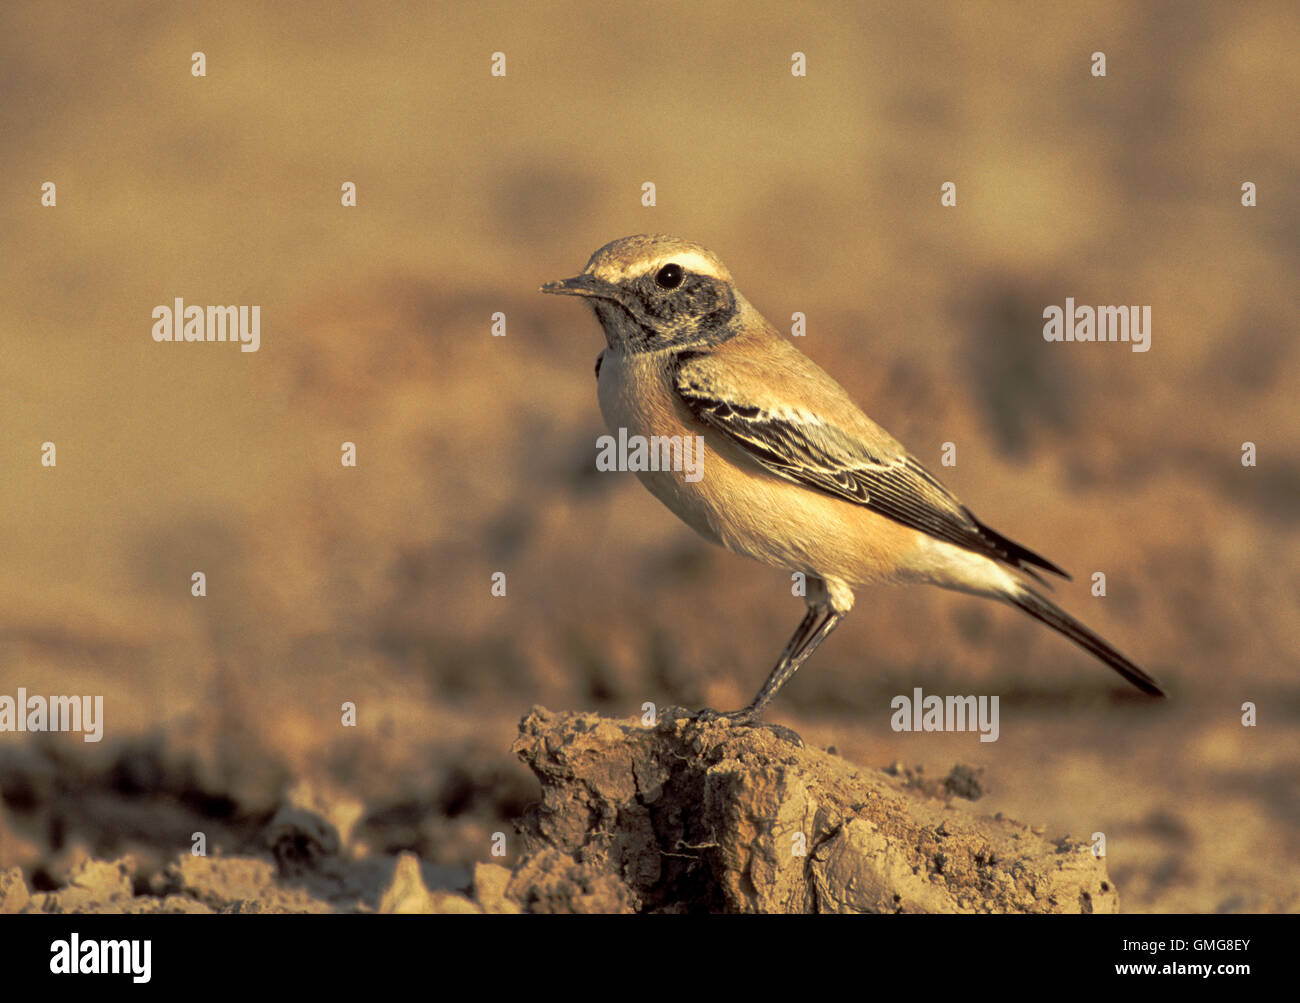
[541,233,1165,723]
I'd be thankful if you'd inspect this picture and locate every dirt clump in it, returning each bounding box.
[507,708,1117,914]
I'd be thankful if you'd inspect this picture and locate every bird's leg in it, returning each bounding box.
[719,603,845,724]
[659,580,848,745]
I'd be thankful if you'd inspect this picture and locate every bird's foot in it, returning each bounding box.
[656,705,803,747]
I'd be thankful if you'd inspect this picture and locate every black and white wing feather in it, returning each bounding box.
[671,350,1068,582]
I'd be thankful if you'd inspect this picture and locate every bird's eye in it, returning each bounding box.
[655,263,684,289]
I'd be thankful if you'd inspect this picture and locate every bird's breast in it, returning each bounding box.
[595,349,727,545]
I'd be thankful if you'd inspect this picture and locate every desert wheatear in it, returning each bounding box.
[542,234,1164,722]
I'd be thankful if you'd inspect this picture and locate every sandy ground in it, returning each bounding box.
[3,708,1123,914]
[1,1,1298,912]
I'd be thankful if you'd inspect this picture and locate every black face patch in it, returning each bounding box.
[626,270,737,344]
[591,298,659,352]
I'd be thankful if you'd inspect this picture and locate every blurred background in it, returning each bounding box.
[1,0,1297,912]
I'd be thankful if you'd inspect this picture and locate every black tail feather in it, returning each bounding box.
[1007,587,1166,696]
[968,510,1071,582]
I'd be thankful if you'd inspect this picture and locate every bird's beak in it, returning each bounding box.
[540,273,616,300]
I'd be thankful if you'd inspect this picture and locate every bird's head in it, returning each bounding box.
[542,234,741,352]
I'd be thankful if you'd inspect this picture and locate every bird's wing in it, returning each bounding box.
[671,347,1068,580]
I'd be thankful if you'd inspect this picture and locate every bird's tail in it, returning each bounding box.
[1005,586,1166,696]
